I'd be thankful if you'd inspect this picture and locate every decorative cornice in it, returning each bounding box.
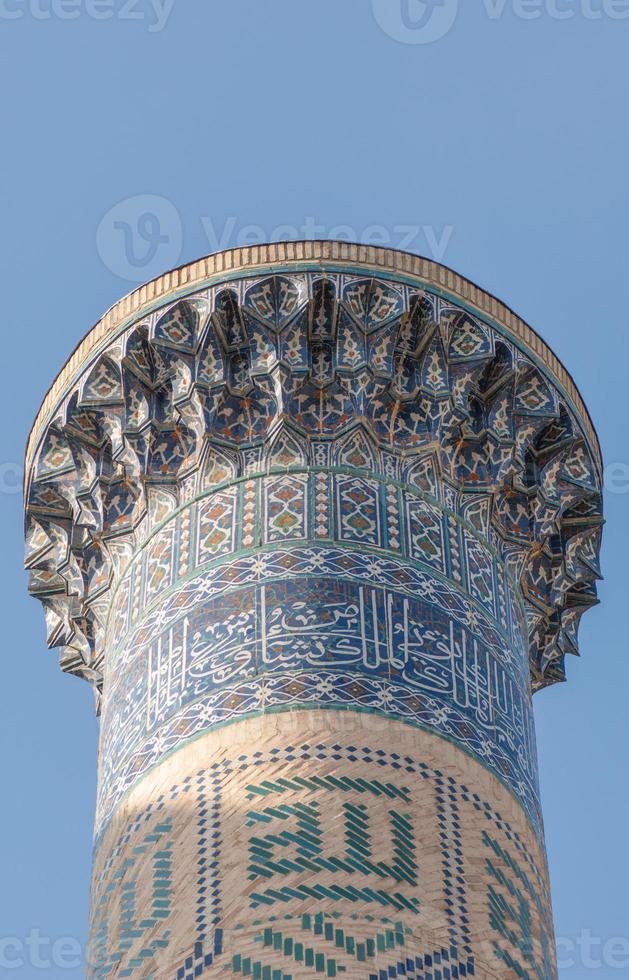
[24,254,603,706]
[25,241,601,477]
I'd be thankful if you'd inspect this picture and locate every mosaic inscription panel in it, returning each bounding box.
[98,471,537,837]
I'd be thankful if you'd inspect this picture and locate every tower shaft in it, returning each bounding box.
[24,243,603,979]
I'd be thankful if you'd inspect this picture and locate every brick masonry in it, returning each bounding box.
[23,248,604,978]
[88,713,556,979]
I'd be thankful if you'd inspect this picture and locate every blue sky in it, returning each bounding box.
[1,2,627,976]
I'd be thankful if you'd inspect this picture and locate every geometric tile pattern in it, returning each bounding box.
[89,818,173,978]
[97,470,541,828]
[88,715,556,978]
[25,253,599,980]
[108,471,520,640]
[24,267,603,701]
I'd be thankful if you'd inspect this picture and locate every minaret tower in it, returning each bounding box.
[24,242,603,979]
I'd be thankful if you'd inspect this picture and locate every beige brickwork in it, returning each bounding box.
[89,711,556,978]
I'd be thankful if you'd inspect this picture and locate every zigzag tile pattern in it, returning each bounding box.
[87,715,556,979]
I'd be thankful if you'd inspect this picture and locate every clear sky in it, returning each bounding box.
[0,2,627,976]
